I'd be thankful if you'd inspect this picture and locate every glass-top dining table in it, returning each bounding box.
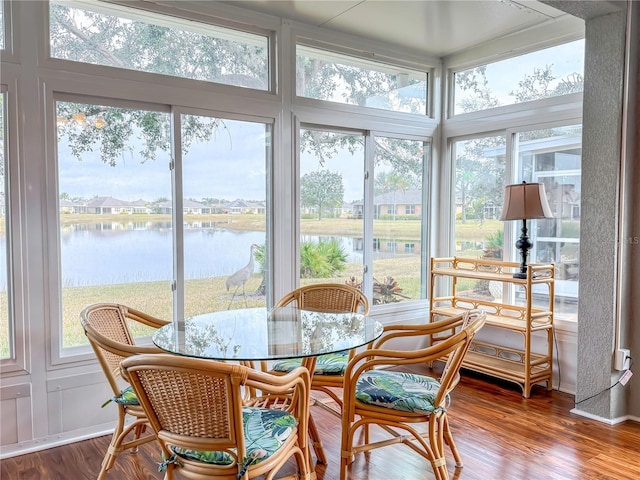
[151,306,383,467]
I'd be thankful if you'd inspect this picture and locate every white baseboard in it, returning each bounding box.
[570,408,640,425]
[0,424,113,460]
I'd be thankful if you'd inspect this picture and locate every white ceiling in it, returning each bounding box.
[221,0,575,57]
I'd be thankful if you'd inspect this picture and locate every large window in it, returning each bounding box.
[296,44,427,114]
[50,0,270,90]
[452,126,581,321]
[56,100,271,349]
[299,128,428,305]
[453,39,584,115]
[56,99,173,348]
[299,128,365,288]
[453,134,506,259]
[181,114,269,314]
[372,136,428,303]
[515,125,582,320]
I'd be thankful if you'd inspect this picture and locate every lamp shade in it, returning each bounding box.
[500,182,553,221]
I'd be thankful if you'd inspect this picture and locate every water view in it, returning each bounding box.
[56,222,421,287]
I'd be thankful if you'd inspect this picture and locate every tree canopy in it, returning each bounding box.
[300,170,344,220]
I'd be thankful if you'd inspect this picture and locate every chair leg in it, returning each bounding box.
[98,406,128,479]
[443,416,463,468]
[99,407,153,479]
[429,415,450,480]
[308,411,328,464]
[130,423,147,453]
[293,445,313,480]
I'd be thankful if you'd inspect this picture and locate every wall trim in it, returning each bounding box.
[570,408,640,425]
[0,424,113,460]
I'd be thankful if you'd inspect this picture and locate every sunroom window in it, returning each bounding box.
[299,127,428,305]
[55,98,271,351]
[56,99,173,348]
[453,39,585,115]
[515,125,582,321]
[296,44,428,114]
[49,0,270,90]
[452,125,582,322]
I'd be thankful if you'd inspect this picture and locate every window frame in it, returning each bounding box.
[45,85,277,364]
[294,35,437,121]
[44,0,279,99]
[446,117,583,327]
[0,75,28,375]
[294,119,432,312]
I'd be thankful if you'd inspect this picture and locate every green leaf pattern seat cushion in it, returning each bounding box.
[103,385,139,407]
[355,370,444,414]
[170,406,297,469]
[272,351,348,375]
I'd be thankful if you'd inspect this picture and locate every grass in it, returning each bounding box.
[0,214,499,355]
[57,254,423,349]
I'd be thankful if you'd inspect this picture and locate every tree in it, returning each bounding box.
[50,2,263,166]
[300,170,344,220]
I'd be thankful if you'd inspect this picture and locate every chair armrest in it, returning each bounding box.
[371,312,471,350]
[123,306,170,329]
[87,327,165,357]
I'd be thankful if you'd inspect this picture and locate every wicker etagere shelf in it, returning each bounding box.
[429,256,555,398]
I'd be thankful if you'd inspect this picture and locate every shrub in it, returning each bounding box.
[301,239,347,278]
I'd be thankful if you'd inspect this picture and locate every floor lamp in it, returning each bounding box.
[500,181,553,279]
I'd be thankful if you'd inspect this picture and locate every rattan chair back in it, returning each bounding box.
[121,354,311,480]
[80,303,169,479]
[275,283,370,315]
[80,303,168,397]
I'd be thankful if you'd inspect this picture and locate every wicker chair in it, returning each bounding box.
[339,310,486,480]
[120,354,312,480]
[269,283,370,409]
[80,303,169,479]
[267,283,369,464]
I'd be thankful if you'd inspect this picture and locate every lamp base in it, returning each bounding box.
[514,219,533,280]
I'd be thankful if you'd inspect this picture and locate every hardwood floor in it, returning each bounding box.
[2,371,639,480]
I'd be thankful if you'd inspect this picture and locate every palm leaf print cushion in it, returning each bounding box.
[272,351,348,375]
[355,370,443,414]
[171,407,297,468]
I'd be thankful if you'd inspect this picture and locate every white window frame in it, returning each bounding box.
[47,0,278,96]
[0,74,28,375]
[45,84,277,364]
[294,118,432,312]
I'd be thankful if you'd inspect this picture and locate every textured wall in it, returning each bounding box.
[627,3,640,418]
[576,10,627,419]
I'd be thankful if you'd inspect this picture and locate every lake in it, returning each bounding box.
[0,222,418,288]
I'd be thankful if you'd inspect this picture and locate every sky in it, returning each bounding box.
[58,117,269,202]
[456,39,585,111]
[58,114,367,203]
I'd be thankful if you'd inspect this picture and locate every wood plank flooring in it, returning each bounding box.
[2,370,639,480]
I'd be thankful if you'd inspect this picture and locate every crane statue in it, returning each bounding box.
[226,243,258,308]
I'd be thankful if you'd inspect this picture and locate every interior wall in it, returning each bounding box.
[626,1,640,418]
[574,8,633,420]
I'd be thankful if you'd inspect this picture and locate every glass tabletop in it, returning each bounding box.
[152,306,383,361]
